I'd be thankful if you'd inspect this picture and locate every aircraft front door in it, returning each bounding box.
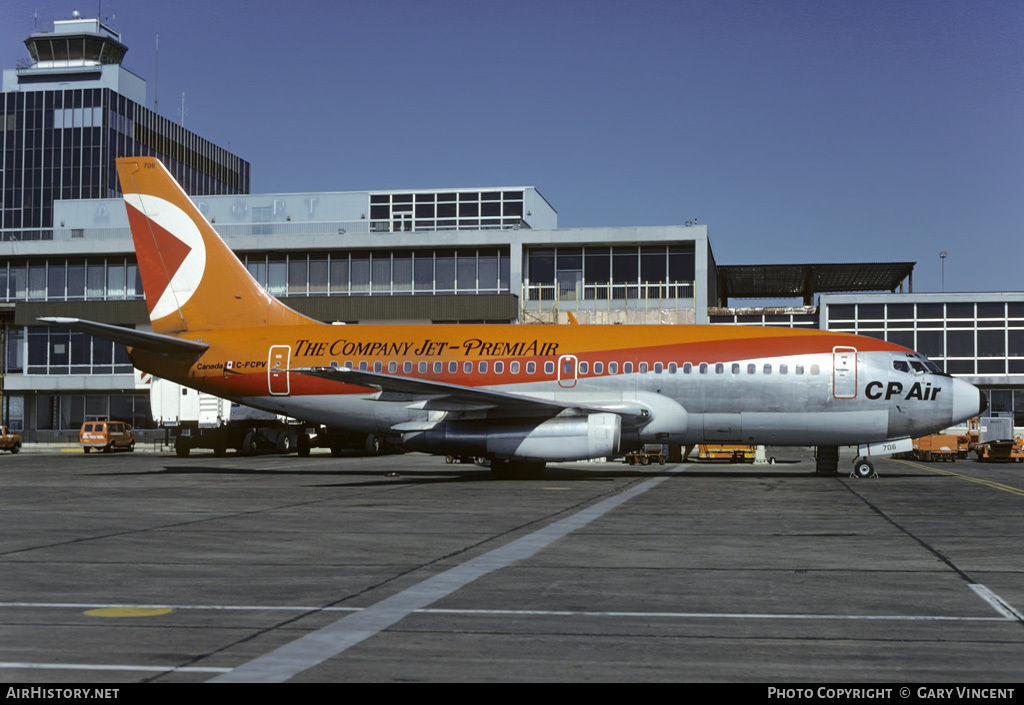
[269,345,291,396]
[558,354,578,388]
[832,346,857,399]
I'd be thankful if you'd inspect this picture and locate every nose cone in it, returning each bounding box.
[951,377,987,425]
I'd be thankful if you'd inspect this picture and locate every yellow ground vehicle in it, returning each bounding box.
[0,426,22,453]
[913,434,959,462]
[975,437,1024,462]
[80,420,136,453]
[698,444,756,462]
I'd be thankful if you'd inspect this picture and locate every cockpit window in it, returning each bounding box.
[893,361,910,373]
[914,355,943,374]
[909,361,928,374]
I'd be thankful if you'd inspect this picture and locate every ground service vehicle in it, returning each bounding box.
[698,444,756,462]
[79,420,135,453]
[41,157,988,478]
[0,426,22,453]
[144,374,303,456]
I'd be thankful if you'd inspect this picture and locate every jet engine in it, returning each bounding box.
[402,413,622,462]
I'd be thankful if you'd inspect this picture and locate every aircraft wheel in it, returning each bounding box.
[11,444,19,454]
[297,433,311,457]
[852,458,875,479]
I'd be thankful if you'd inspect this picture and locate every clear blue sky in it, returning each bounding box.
[4,0,1022,297]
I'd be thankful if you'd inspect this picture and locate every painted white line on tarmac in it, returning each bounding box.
[0,662,230,673]
[0,601,1011,622]
[971,584,1024,621]
[211,470,682,683]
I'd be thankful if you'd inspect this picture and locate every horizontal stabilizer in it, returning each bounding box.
[37,317,209,355]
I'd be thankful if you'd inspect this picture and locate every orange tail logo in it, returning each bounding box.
[116,158,313,333]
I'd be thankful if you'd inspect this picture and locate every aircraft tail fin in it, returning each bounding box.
[115,157,315,333]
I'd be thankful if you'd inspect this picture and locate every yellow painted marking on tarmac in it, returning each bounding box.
[84,607,174,618]
[897,460,1024,498]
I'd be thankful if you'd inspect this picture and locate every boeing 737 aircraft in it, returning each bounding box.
[42,158,987,477]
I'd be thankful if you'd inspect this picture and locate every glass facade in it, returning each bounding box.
[0,87,249,241]
[244,248,511,297]
[709,310,820,328]
[826,300,1024,376]
[369,190,526,232]
[0,256,143,301]
[524,244,695,301]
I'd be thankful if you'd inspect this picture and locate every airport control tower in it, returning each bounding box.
[1,11,249,241]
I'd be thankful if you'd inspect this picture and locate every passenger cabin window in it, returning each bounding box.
[639,362,648,374]
[495,361,504,374]
[403,361,412,373]
[715,363,724,374]
[609,362,618,374]
[449,361,458,373]
[544,361,554,374]
[668,362,676,374]
[359,361,368,371]
[732,363,740,374]
[795,365,804,375]
[763,364,772,374]
[624,362,633,374]
[434,361,442,374]
[580,361,589,374]
[699,363,708,374]
[374,361,383,372]
[654,362,663,373]
[810,364,820,375]
[388,361,398,373]
[683,363,692,374]
[747,364,756,374]
[464,361,472,374]
[527,361,536,374]
[779,364,788,374]
[595,362,604,374]
[419,361,427,373]
[511,361,520,374]
[479,361,488,373]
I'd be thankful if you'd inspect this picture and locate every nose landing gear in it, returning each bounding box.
[851,457,876,479]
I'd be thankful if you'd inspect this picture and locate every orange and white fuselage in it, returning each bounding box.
[43,158,986,473]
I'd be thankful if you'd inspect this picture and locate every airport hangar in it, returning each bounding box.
[1,13,1021,442]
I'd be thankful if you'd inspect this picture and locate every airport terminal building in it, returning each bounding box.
[1,15,1020,440]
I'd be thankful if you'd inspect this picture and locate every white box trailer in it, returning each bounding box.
[137,370,308,456]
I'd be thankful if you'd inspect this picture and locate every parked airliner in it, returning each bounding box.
[41,157,986,477]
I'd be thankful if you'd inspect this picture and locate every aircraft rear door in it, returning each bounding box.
[558,354,578,388]
[832,346,857,399]
[268,345,291,396]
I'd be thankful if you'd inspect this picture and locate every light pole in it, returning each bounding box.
[940,251,947,292]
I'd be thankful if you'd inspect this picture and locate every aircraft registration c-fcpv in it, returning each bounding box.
[42,157,987,478]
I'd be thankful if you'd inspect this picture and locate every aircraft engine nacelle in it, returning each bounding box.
[402,413,622,462]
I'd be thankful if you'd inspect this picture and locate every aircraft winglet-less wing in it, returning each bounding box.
[41,157,987,477]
